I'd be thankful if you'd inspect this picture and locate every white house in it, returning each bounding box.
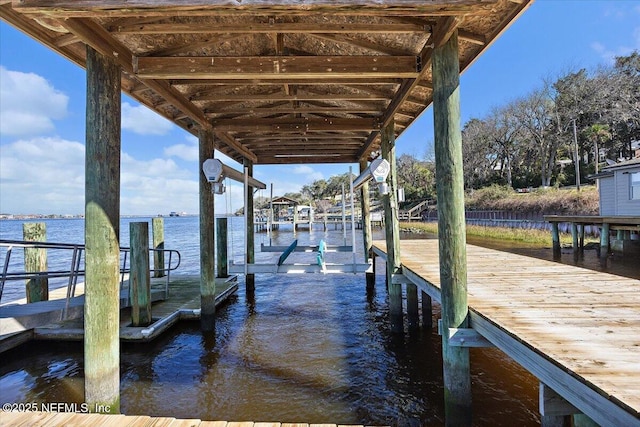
[593,158,640,216]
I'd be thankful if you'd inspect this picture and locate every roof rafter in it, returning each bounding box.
[135,55,420,80]
[115,22,428,34]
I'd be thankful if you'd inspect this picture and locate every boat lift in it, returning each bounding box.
[203,158,390,275]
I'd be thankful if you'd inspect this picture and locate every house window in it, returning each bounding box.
[632,172,640,200]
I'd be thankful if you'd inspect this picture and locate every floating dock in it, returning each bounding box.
[0,276,237,351]
[373,239,640,427]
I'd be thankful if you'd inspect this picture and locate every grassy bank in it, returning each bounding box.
[399,221,596,247]
[465,185,599,215]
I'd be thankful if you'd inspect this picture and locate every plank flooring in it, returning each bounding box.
[373,239,640,426]
[1,275,238,346]
[0,411,379,427]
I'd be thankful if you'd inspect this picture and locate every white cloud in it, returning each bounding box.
[164,139,199,162]
[0,137,85,214]
[121,102,173,136]
[0,136,205,215]
[0,67,69,136]
[293,165,324,181]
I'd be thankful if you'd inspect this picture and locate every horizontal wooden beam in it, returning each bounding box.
[116,22,428,34]
[256,154,358,165]
[206,107,383,115]
[213,131,258,163]
[254,147,359,155]
[172,78,403,86]
[237,133,367,141]
[14,1,500,17]
[212,117,378,132]
[458,29,486,45]
[136,56,419,80]
[193,92,390,102]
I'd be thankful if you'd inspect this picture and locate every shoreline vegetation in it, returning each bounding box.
[399,221,597,248]
[464,185,599,215]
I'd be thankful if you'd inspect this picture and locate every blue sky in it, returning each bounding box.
[1,0,639,216]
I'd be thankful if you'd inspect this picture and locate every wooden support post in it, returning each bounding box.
[84,46,121,414]
[359,159,375,291]
[571,223,579,254]
[432,29,472,426]
[244,159,256,292]
[600,223,610,259]
[573,414,600,427]
[23,222,48,302]
[216,217,228,278]
[422,291,433,328]
[551,222,561,259]
[579,224,585,251]
[199,128,216,332]
[152,217,165,278]
[407,283,419,331]
[381,119,403,334]
[129,222,152,327]
[539,383,575,427]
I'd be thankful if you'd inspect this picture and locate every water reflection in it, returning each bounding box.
[0,266,543,426]
[4,219,637,426]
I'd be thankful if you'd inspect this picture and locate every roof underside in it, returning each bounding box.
[1,0,533,165]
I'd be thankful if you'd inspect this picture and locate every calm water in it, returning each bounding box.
[1,217,637,425]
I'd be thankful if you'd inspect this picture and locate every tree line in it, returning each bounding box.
[259,51,638,211]
[461,51,639,190]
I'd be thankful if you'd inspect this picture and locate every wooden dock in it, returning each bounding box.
[0,276,238,350]
[0,411,384,427]
[373,239,640,427]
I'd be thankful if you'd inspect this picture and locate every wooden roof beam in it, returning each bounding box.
[206,107,383,116]
[61,17,211,131]
[193,92,391,102]
[237,134,367,141]
[214,131,258,163]
[170,78,403,86]
[13,1,499,17]
[356,16,460,160]
[458,29,486,45]
[213,117,378,133]
[309,33,417,56]
[135,56,420,80]
[61,18,263,162]
[257,154,356,165]
[115,22,428,34]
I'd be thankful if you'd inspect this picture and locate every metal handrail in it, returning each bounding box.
[0,240,181,311]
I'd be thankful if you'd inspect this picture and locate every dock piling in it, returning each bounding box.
[84,45,121,414]
[152,217,165,278]
[244,159,256,293]
[381,119,403,334]
[199,128,216,332]
[130,222,152,327]
[359,159,375,291]
[551,222,561,259]
[23,222,48,302]
[422,291,433,329]
[432,28,472,426]
[216,217,228,278]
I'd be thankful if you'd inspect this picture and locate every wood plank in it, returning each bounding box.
[373,239,640,426]
[13,0,499,17]
[116,22,427,34]
[136,56,419,80]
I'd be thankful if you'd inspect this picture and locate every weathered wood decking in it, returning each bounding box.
[373,239,640,427]
[0,411,382,427]
[0,276,238,350]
